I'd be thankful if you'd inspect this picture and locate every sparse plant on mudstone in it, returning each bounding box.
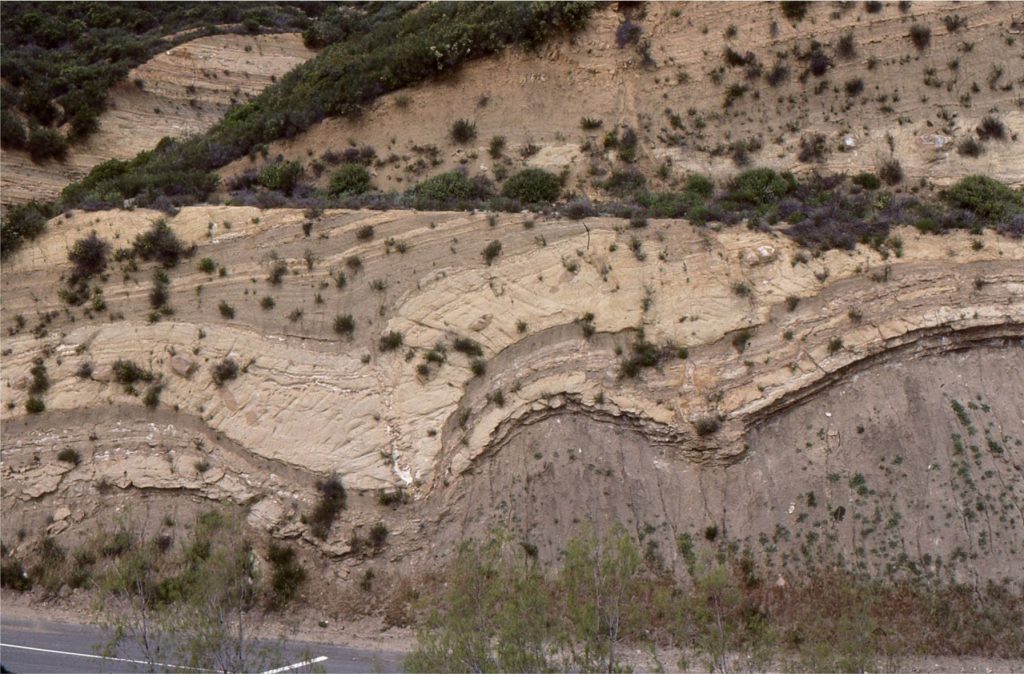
[450,119,477,144]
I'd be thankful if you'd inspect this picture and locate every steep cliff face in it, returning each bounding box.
[2,203,1021,584]
[2,1,1023,617]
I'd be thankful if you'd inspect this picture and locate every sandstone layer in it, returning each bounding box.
[2,204,1021,584]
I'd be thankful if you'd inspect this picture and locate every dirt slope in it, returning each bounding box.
[218,2,1023,197]
[1,32,315,208]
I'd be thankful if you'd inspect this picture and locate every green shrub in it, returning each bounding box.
[142,384,162,408]
[334,314,355,337]
[112,360,153,387]
[602,169,647,199]
[852,172,881,190]
[450,119,477,144]
[728,168,794,207]
[683,173,715,198]
[328,163,371,196]
[1,558,33,591]
[380,331,404,351]
[619,337,664,378]
[780,1,810,23]
[267,259,288,285]
[482,240,502,265]
[149,270,169,309]
[133,219,186,267]
[694,417,720,436]
[26,125,68,161]
[944,175,1022,221]
[368,522,389,549]
[878,159,903,185]
[638,174,712,216]
[488,135,506,158]
[258,160,303,195]
[643,192,703,218]
[378,489,408,507]
[66,232,110,279]
[1,108,27,149]
[267,542,306,609]
[958,138,984,158]
[909,23,931,50]
[414,171,478,202]
[211,358,239,386]
[197,257,216,274]
[218,301,235,319]
[731,328,753,352]
[57,448,81,465]
[28,361,49,396]
[1,201,52,258]
[501,168,561,203]
[453,337,484,357]
[25,396,45,414]
[309,475,346,539]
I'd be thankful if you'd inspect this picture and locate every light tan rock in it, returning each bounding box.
[171,354,196,378]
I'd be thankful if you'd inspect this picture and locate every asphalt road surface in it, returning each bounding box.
[0,615,404,673]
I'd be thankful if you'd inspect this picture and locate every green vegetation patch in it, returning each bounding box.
[58,2,593,210]
[501,168,562,203]
[944,175,1023,221]
[0,3,314,152]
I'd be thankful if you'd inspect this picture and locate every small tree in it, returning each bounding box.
[98,512,286,673]
[691,560,744,674]
[406,535,552,674]
[560,526,642,674]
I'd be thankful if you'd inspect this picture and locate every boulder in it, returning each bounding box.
[171,354,196,378]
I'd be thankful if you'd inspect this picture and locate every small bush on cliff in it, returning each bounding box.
[132,219,186,267]
[944,175,1022,221]
[309,475,346,540]
[501,168,562,203]
[211,358,239,386]
[328,164,372,197]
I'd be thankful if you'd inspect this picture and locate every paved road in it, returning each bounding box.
[0,615,404,673]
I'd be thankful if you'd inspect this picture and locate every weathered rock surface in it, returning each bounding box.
[1,203,1021,582]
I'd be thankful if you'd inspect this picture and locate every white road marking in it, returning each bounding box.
[259,656,328,674]
[0,642,211,671]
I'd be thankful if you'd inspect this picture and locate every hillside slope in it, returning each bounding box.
[1,32,314,207]
[2,203,1021,590]
[1,1,1023,646]
[218,1,1024,199]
